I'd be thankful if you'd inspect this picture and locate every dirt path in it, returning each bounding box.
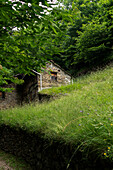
[0,150,31,170]
[0,158,14,170]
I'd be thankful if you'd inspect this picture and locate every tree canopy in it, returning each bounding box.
[0,0,62,91]
[52,0,113,76]
[1,0,113,91]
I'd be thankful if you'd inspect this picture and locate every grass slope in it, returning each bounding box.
[0,63,113,161]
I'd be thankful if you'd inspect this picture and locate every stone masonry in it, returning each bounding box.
[38,60,72,90]
[0,74,38,110]
[0,84,19,110]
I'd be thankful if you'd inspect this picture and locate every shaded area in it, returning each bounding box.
[0,125,112,170]
[0,158,13,170]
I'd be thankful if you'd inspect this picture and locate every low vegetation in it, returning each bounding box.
[0,150,31,169]
[0,63,113,162]
[39,83,82,95]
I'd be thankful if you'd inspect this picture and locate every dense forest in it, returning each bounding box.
[0,0,113,91]
[52,0,113,75]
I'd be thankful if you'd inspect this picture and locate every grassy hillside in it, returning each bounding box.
[0,63,113,161]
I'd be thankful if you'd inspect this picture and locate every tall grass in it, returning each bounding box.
[0,63,113,161]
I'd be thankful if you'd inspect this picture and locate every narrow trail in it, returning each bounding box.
[0,158,14,170]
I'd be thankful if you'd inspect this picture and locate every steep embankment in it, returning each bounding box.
[0,63,113,169]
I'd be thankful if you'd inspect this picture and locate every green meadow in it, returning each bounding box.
[0,63,113,161]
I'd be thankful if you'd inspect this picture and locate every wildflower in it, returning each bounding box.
[104,153,106,156]
[111,124,113,126]
[80,110,83,113]
[108,147,110,150]
[87,113,89,115]
[79,124,81,126]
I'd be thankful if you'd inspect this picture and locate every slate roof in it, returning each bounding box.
[49,60,72,77]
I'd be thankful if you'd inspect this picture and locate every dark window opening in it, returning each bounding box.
[51,72,57,81]
[0,91,5,99]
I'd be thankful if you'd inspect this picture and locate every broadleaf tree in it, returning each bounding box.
[52,0,113,76]
[0,0,63,91]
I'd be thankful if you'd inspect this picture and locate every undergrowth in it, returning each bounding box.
[0,63,113,162]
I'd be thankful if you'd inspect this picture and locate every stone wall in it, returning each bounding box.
[0,84,20,110]
[40,62,72,89]
[0,74,38,110]
[19,74,38,103]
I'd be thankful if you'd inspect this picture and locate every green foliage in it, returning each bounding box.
[0,0,62,91]
[73,0,113,72]
[52,0,113,76]
[1,0,113,90]
[0,63,113,161]
[0,66,24,92]
[74,22,113,64]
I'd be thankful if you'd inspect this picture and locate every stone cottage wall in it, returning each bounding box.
[19,74,38,103]
[0,74,38,110]
[0,84,20,110]
[41,62,71,88]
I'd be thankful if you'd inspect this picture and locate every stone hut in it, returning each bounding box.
[0,73,38,110]
[38,60,72,91]
[0,61,72,109]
